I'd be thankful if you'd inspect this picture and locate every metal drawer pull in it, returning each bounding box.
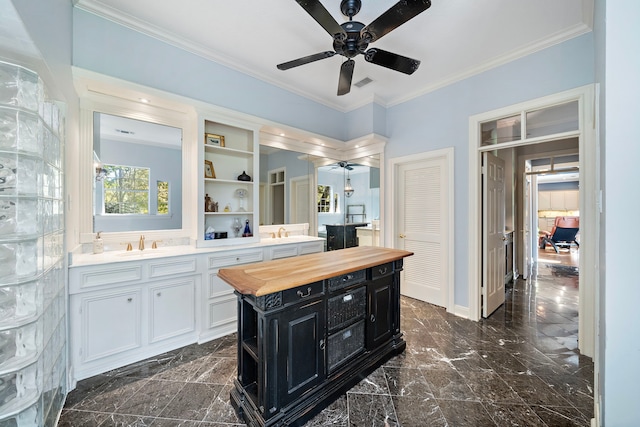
[319,339,325,350]
[297,287,312,298]
[370,314,376,323]
[378,267,388,275]
[342,274,353,282]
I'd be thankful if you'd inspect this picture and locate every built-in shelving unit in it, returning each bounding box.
[198,117,259,247]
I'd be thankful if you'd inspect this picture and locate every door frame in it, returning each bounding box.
[388,147,455,313]
[467,85,598,359]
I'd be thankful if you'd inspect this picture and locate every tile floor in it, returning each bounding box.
[59,261,593,426]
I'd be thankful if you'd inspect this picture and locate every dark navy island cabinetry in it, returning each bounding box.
[218,246,413,427]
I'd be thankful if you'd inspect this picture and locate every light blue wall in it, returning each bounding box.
[604,1,640,425]
[72,8,346,141]
[345,102,387,140]
[385,33,595,307]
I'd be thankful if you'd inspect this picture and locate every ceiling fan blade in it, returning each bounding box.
[277,51,336,70]
[295,0,347,40]
[364,48,420,75]
[337,59,355,96]
[361,0,432,43]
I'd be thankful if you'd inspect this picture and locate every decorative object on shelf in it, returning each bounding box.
[204,194,218,212]
[235,188,248,212]
[205,133,225,147]
[224,203,231,212]
[237,170,251,181]
[204,160,216,178]
[205,226,215,240]
[242,219,252,237]
[232,217,242,237]
[344,170,354,198]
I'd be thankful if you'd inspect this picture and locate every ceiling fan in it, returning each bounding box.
[277,0,432,96]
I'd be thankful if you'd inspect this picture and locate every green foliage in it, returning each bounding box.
[103,165,150,214]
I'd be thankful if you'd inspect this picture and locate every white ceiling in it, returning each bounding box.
[74,0,593,112]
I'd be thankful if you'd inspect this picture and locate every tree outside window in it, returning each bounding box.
[103,165,150,214]
[157,181,169,215]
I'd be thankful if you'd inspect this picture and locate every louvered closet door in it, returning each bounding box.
[397,156,449,307]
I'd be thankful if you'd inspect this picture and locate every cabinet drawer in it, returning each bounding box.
[208,250,263,269]
[283,280,324,305]
[72,264,142,292]
[269,244,298,260]
[149,257,197,278]
[299,241,324,255]
[327,286,366,332]
[327,269,366,292]
[369,262,394,280]
[327,320,365,372]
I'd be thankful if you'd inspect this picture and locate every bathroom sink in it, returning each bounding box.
[115,249,169,257]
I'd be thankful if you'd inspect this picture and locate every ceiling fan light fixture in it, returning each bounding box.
[344,169,354,197]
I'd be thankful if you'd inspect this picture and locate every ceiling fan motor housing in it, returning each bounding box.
[334,21,368,57]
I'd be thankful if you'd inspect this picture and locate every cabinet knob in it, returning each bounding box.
[236,257,240,261]
[157,292,162,297]
[370,314,376,323]
[127,298,133,302]
[319,339,325,351]
[399,234,406,238]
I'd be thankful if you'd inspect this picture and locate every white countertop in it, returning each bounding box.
[70,235,324,267]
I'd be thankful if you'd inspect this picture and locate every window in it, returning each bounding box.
[317,185,333,213]
[157,181,169,215]
[102,165,149,214]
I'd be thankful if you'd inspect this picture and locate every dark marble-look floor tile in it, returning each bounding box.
[63,375,113,409]
[500,374,572,407]
[57,409,109,427]
[305,394,348,427]
[350,366,389,395]
[483,402,548,427]
[383,366,432,398]
[202,384,244,424]
[480,351,531,375]
[438,399,497,427]
[347,393,398,426]
[149,419,201,427]
[190,356,236,385]
[115,379,184,417]
[105,353,179,380]
[391,395,446,427]
[71,377,149,413]
[97,413,155,427]
[538,374,594,411]
[422,369,479,401]
[158,382,224,421]
[460,371,524,404]
[530,405,591,427]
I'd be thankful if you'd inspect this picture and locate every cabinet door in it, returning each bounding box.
[80,289,141,362]
[367,276,394,349]
[276,299,326,409]
[149,279,195,343]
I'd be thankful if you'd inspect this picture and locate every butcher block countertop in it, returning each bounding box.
[218,246,413,296]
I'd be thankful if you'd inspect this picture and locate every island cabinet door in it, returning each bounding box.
[367,274,394,349]
[275,299,326,410]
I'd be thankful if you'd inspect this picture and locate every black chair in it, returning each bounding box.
[539,216,580,253]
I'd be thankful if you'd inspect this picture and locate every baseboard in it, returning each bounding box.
[453,304,470,319]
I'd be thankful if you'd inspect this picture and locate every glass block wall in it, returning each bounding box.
[0,61,67,426]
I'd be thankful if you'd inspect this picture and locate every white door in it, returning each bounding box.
[482,152,506,317]
[290,176,310,225]
[396,152,451,307]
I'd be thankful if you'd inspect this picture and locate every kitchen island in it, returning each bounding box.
[218,246,413,427]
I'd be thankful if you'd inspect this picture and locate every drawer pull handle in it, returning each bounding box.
[342,274,353,282]
[370,314,376,323]
[127,298,133,302]
[319,339,325,351]
[297,287,312,298]
[378,267,388,275]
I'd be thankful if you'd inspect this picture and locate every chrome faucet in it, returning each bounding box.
[138,235,145,251]
[278,227,286,238]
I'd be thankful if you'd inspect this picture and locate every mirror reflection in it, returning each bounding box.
[93,113,183,232]
[259,144,381,250]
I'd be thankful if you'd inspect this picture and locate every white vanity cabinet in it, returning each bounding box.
[69,255,199,382]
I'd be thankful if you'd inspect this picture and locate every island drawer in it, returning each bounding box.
[283,280,324,305]
[369,262,394,280]
[327,269,366,292]
[327,320,365,372]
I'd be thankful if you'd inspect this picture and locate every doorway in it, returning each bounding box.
[468,85,597,359]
